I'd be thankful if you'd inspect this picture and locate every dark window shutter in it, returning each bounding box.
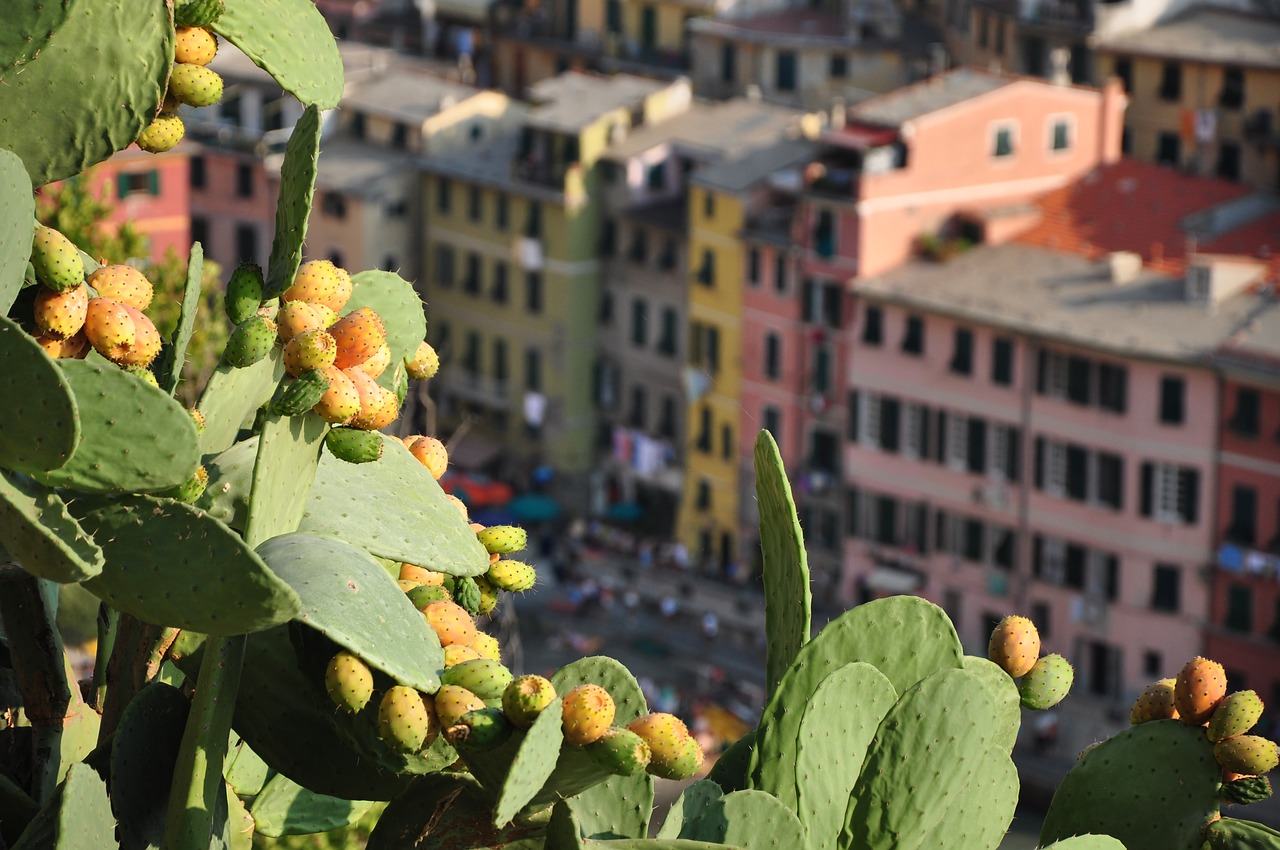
[935,410,948,463]
[801,279,816,323]
[1034,437,1045,489]
[1032,535,1044,578]
[1104,555,1119,601]
[822,283,841,329]
[848,391,860,441]
[847,487,861,537]
[1006,427,1021,482]
[1179,468,1200,523]
[1036,349,1048,394]
[1066,445,1088,500]
[967,418,987,474]
[881,397,900,453]
[917,405,931,460]
[1065,544,1086,588]
[1067,356,1091,404]
[914,503,930,554]
[1140,462,1154,517]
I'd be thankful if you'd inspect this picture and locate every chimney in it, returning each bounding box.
[1107,251,1142,284]
[1048,47,1070,85]
[831,97,847,129]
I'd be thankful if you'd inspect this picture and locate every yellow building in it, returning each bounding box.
[1093,8,1280,190]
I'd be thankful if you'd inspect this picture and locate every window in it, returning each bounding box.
[235,163,253,198]
[1031,602,1050,639]
[1229,387,1260,436]
[1159,375,1185,424]
[629,229,648,264]
[1140,462,1199,524]
[1156,131,1181,165]
[1144,651,1162,677]
[747,248,761,286]
[946,413,969,472]
[991,123,1016,159]
[629,385,647,429]
[190,156,206,189]
[990,423,1020,481]
[695,406,712,453]
[524,202,542,238]
[813,345,833,395]
[721,424,733,460]
[696,480,712,510]
[764,332,781,380]
[696,249,715,286]
[657,307,678,356]
[235,224,257,263]
[631,299,647,347]
[802,280,842,329]
[762,405,781,442]
[492,262,509,304]
[524,348,542,391]
[1228,484,1258,545]
[601,219,617,256]
[874,495,899,545]
[862,306,883,345]
[774,253,788,293]
[1050,117,1071,152]
[606,0,621,32]
[1114,57,1132,92]
[436,178,451,213]
[434,244,455,287]
[1158,61,1182,101]
[962,519,985,562]
[658,241,677,273]
[462,331,481,376]
[463,253,482,295]
[321,193,347,218]
[901,403,930,461]
[829,53,848,79]
[658,395,677,438]
[813,210,835,257]
[902,315,924,355]
[1066,356,1091,405]
[1216,142,1242,182]
[1219,67,1244,110]
[1098,363,1128,413]
[496,194,509,230]
[703,192,715,220]
[809,429,838,473]
[647,161,666,191]
[1096,452,1124,510]
[991,337,1013,385]
[391,122,409,149]
[351,112,366,138]
[525,272,543,313]
[721,43,737,83]
[468,185,482,221]
[1225,584,1252,632]
[493,339,508,388]
[776,51,797,92]
[950,328,974,375]
[190,215,209,250]
[690,322,721,375]
[966,417,987,474]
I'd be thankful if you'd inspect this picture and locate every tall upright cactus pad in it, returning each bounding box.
[197,355,285,456]
[109,682,190,850]
[249,773,375,838]
[243,413,327,544]
[0,151,34,314]
[195,437,257,529]
[0,470,103,582]
[345,271,428,390]
[1040,721,1221,850]
[961,656,1021,755]
[212,0,343,110]
[77,496,301,634]
[753,430,811,696]
[492,698,566,827]
[264,105,321,298]
[35,361,199,493]
[0,0,172,185]
[155,243,206,396]
[0,315,80,474]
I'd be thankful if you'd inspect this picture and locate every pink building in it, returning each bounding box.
[72,148,192,265]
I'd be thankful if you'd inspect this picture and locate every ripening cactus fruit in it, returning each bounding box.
[344,367,398,431]
[1018,654,1073,710]
[468,632,501,662]
[284,260,352,313]
[224,316,276,368]
[562,684,616,747]
[434,685,485,730]
[135,113,185,153]
[276,300,328,342]
[1221,775,1273,806]
[270,370,331,417]
[422,600,477,647]
[987,615,1041,678]
[407,436,449,479]
[352,342,392,380]
[324,651,374,714]
[159,465,208,503]
[486,560,537,593]
[377,686,436,753]
[445,707,513,750]
[168,63,224,107]
[440,659,514,703]
[1130,678,1179,725]
[503,675,556,728]
[225,263,264,325]
[33,285,89,339]
[444,645,482,667]
[451,575,483,616]
[628,713,700,779]
[83,297,136,361]
[283,329,337,376]
[400,563,447,586]
[1175,656,1227,725]
[118,305,162,367]
[1215,735,1279,776]
[1209,691,1265,743]
[656,736,704,780]
[406,341,440,380]
[30,225,84,293]
[312,366,361,425]
[474,576,499,615]
[331,307,387,370]
[587,727,652,776]
[407,584,450,610]
[174,26,218,65]
[476,525,528,555]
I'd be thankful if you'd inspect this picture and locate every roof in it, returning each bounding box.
[1092,7,1280,70]
[1215,307,1280,382]
[314,138,416,195]
[693,137,821,194]
[848,67,1014,127]
[689,8,940,51]
[344,69,480,124]
[525,73,671,133]
[1014,159,1255,276]
[622,198,689,232]
[419,131,565,202]
[859,243,1277,365]
[604,98,811,161]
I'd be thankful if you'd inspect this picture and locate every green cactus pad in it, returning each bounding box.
[0,151,34,314]
[197,353,285,456]
[10,762,115,850]
[155,242,205,396]
[0,470,103,582]
[664,786,806,850]
[35,360,199,493]
[77,495,301,635]
[244,413,327,544]
[300,438,489,575]
[256,532,444,692]
[750,595,962,810]
[0,0,172,185]
[0,314,79,474]
[962,655,1022,754]
[55,700,100,788]
[796,663,896,850]
[345,271,428,391]
[264,104,320,298]
[224,736,271,798]
[366,774,554,850]
[495,698,567,826]
[568,771,655,840]
[110,682,190,850]
[1040,720,1220,850]
[0,772,38,847]
[585,842,746,850]
[0,3,71,75]
[911,754,1018,850]
[658,781,725,840]
[549,801,588,850]
[212,0,343,110]
[706,730,754,794]
[1038,838,1128,850]
[754,430,811,696]
[250,773,375,838]
[194,437,256,530]
[1204,817,1280,850]
[552,657,649,725]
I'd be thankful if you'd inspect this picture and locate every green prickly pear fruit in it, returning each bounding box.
[587,727,651,776]
[1018,654,1073,710]
[377,686,436,753]
[452,575,482,615]
[987,615,1040,678]
[1130,678,1179,724]
[331,307,386,370]
[135,113,185,153]
[434,685,485,730]
[312,365,361,425]
[502,675,556,728]
[324,651,374,714]
[1175,656,1227,725]
[1209,691,1264,743]
[476,525,528,555]
[486,560,536,593]
[33,284,89,339]
[168,63,224,107]
[422,600,477,647]
[445,707,513,750]
[651,735,703,780]
[125,366,159,388]
[87,264,153,311]
[562,684,615,746]
[284,260,352,314]
[325,427,384,464]
[284,329,337,376]
[159,465,208,503]
[224,316,275,368]
[1215,736,1279,776]
[174,27,218,65]
[175,0,225,27]
[474,576,499,615]
[627,713,690,773]
[406,341,440,380]
[440,659,514,703]
[1221,775,1272,805]
[84,297,136,362]
[31,225,84,292]
[225,263,264,325]
[407,584,450,609]
[270,370,331,417]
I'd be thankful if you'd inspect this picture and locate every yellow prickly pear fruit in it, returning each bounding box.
[174,26,218,65]
[90,263,155,311]
[1214,736,1279,776]
[987,615,1041,679]
[444,644,482,667]
[434,684,485,729]
[377,686,436,753]
[1130,678,1179,725]
[324,651,374,714]
[276,300,328,342]
[561,684,616,746]
[468,631,501,662]
[407,435,448,479]
[502,675,557,728]
[284,260,352,313]
[352,341,392,380]
[1208,691,1265,743]
[1175,656,1227,725]
[406,341,440,380]
[283,329,337,376]
[399,563,447,586]
[135,112,185,153]
[474,576,499,615]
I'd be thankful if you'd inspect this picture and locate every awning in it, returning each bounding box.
[864,566,921,595]
[431,0,494,24]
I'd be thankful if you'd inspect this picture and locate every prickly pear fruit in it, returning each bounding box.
[352,342,392,380]
[284,260,352,313]
[423,600,477,647]
[654,736,703,780]
[476,525,528,556]
[83,297,136,361]
[445,707,512,749]
[345,367,399,431]
[407,584,450,609]
[1018,654,1073,710]
[434,685,486,730]
[331,307,387,370]
[441,659,514,703]
[135,113,185,153]
[168,63,224,107]
[406,436,449,478]
[628,713,698,779]
[561,684,615,747]
[378,686,436,753]
[224,316,275,368]
[1221,775,1273,806]
[446,494,469,520]
[444,645,482,667]
[1209,691,1264,743]
[284,329,337,376]
[126,366,159,388]
[175,0,225,28]
[987,615,1040,678]
[33,284,89,339]
[406,341,440,380]
[324,651,374,714]
[312,366,361,425]
[269,370,331,417]
[587,727,651,776]
[118,305,162,367]
[159,465,208,503]
[276,300,327,342]
[31,225,84,292]
[474,576,499,616]
[487,560,537,593]
[449,576,481,615]
[400,563,446,586]
[1130,678,1179,725]
[174,26,218,65]
[225,263,265,325]
[1175,656,1227,725]
[1216,736,1279,776]
[325,427,384,464]
[503,675,557,729]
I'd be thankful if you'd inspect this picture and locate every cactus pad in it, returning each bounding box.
[154,242,205,396]
[243,412,327,544]
[658,781,725,840]
[264,104,320,298]
[366,774,553,850]
[212,0,343,109]
[10,762,115,850]
[494,697,566,827]
[0,470,103,582]
[250,773,375,838]
[706,730,754,794]
[1037,836,1127,849]
[345,271,428,391]
[567,771,655,840]
[0,151,33,314]
[0,3,71,75]
[0,315,79,474]
[110,682,190,850]
[77,495,301,635]
[194,436,257,530]
[224,736,271,797]
[197,354,285,455]
[1204,817,1280,849]
[256,532,444,692]
[961,655,1021,754]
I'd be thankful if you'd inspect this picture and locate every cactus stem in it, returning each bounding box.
[91,604,117,712]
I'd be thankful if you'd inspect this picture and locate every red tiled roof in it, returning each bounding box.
[1200,212,1280,261]
[1015,159,1251,276]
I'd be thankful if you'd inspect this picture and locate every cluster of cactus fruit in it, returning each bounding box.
[2,3,1279,850]
[136,3,225,152]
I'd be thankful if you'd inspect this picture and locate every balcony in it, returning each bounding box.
[446,371,513,408]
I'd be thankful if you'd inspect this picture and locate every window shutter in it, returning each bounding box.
[917,405,931,460]
[935,410,948,463]
[1036,349,1048,394]
[1006,426,1021,482]
[1105,554,1119,601]
[1179,468,1200,524]
[1140,462,1154,517]
[1034,437,1045,489]
[117,173,129,199]
[848,390,860,442]
[967,418,987,474]
[847,487,861,537]
[148,170,160,195]
[801,279,815,323]
[881,397,900,453]
[1032,534,1044,578]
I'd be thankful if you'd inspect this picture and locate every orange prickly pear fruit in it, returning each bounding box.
[987,615,1041,679]
[83,297,137,362]
[345,367,398,431]
[312,365,361,425]
[33,284,89,339]
[444,645,482,667]
[434,685,485,729]
[407,435,448,479]
[1175,656,1227,725]
[87,264,154,311]
[352,341,391,379]
[331,307,386,369]
[423,600,477,647]
[117,305,162,367]
[399,563,447,586]
[174,26,218,65]
[283,260,352,313]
